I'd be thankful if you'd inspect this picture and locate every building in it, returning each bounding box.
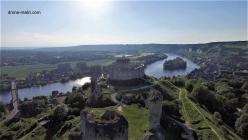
[69,109,128,140]
[109,57,144,81]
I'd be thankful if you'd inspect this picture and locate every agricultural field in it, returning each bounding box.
[0,59,114,80]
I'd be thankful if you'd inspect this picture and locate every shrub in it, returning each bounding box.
[52,105,68,122]
[235,114,248,139]
[65,93,85,109]
[0,101,6,113]
[185,82,193,92]
[162,100,180,116]
[242,104,248,114]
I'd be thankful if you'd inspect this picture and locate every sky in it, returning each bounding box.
[1,0,247,47]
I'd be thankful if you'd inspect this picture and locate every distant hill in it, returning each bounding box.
[1,41,247,52]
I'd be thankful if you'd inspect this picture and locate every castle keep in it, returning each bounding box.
[109,57,144,81]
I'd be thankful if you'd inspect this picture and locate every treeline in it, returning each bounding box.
[185,79,248,139]
[0,62,108,92]
[163,57,187,70]
[1,50,113,67]
[134,53,168,66]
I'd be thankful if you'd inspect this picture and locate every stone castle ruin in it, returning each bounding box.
[147,92,163,130]
[88,77,102,104]
[109,57,144,81]
[143,92,165,140]
[69,109,128,140]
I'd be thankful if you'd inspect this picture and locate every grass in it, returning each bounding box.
[92,104,149,140]
[87,59,114,66]
[180,89,221,140]
[19,116,80,140]
[154,79,179,100]
[1,64,56,80]
[0,118,38,140]
[131,52,154,59]
[13,103,147,140]
[119,104,149,140]
[91,106,114,118]
[215,82,233,94]
[179,88,242,140]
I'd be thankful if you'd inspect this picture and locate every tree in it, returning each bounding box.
[162,100,179,116]
[72,86,78,92]
[65,93,85,109]
[191,84,224,112]
[243,104,248,114]
[172,78,185,87]
[191,84,210,101]
[19,97,48,117]
[52,90,59,97]
[56,63,72,74]
[82,83,90,90]
[242,81,248,90]
[76,62,88,72]
[185,81,193,92]
[0,101,6,113]
[214,112,222,120]
[52,105,68,122]
[235,114,248,139]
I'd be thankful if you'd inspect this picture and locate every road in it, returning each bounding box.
[3,81,20,123]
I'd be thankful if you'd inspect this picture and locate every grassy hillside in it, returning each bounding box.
[179,89,242,140]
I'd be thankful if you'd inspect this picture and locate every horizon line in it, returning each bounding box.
[1,40,247,49]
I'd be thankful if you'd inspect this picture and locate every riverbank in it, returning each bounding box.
[145,53,199,78]
[0,53,198,103]
[0,77,91,103]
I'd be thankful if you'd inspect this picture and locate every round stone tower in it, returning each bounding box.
[80,109,128,140]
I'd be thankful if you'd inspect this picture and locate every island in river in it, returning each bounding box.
[163,57,187,70]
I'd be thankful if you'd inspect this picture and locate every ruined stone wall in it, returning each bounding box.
[109,63,144,81]
[147,92,163,130]
[80,109,128,140]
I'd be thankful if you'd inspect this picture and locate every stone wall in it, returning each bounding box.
[80,109,128,140]
[146,92,163,130]
[143,92,165,140]
[109,58,144,81]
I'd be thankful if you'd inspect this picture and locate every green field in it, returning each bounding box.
[0,64,57,80]
[0,59,114,80]
[121,104,149,140]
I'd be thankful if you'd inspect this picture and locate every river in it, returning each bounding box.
[0,77,91,103]
[0,53,199,103]
[145,53,199,78]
